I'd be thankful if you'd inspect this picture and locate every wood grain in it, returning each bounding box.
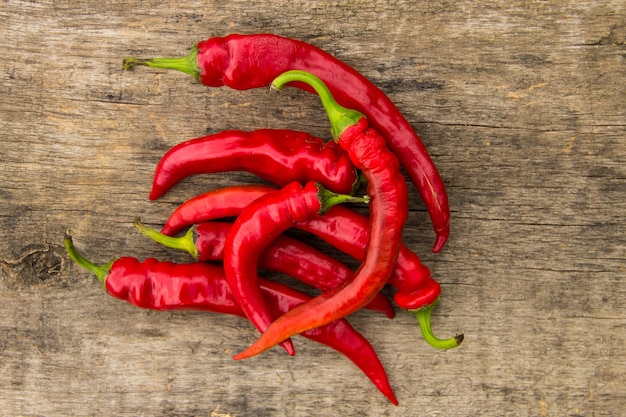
[1,1,624,416]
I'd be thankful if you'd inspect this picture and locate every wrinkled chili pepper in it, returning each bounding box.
[123,33,450,252]
[151,130,460,346]
[222,181,369,356]
[63,230,398,404]
[158,178,461,346]
[151,141,447,330]
[133,218,395,318]
[233,71,411,360]
[160,183,443,311]
[294,205,440,309]
[150,129,359,200]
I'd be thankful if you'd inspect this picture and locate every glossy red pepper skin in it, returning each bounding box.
[150,129,358,200]
[252,279,398,405]
[295,205,441,310]
[162,187,439,310]
[112,260,396,403]
[177,221,394,317]
[105,258,240,313]
[234,119,409,359]
[64,236,397,404]
[161,184,275,236]
[124,33,450,252]
[223,181,327,356]
[271,70,462,350]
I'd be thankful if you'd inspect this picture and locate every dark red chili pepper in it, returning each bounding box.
[133,218,395,318]
[152,175,459,348]
[157,163,460,347]
[222,181,368,357]
[160,184,441,311]
[233,71,411,359]
[63,230,398,405]
[294,205,439,309]
[123,33,450,252]
[149,129,359,200]
[161,184,275,236]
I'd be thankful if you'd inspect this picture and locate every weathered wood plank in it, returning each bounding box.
[1,0,624,416]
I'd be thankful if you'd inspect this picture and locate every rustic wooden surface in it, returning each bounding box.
[1,1,624,416]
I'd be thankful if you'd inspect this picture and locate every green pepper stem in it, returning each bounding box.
[133,218,199,259]
[63,229,113,288]
[350,171,368,195]
[122,46,200,79]
[270,70,364,140]
[412,298,464,350]
[316,184,369,215]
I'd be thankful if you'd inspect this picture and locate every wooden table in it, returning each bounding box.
[1,1,624,415]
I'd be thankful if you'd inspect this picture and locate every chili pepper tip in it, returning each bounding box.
[432,230,449,253]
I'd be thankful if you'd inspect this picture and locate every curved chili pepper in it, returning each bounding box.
[157,177,459,347]
[63,230,398,404]
[294,205,428,295]
[160,185,440,310]
[232,71,411,360]
[150,129,359,200]
[123,33,450,252]
[161,184,275,236]
[134,219,394,318]
[223,181,368,356]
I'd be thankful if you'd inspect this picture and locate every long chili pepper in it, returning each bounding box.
[223,181,369,357]
[161,184,275,236]
[232,71,410,360]
[123,33,450,252]
[150,129,359,200]
[159,180,459,346]
[293,205,444,310]
[161,186,443,312]
[134,219,395,318]
[63,231,398,405]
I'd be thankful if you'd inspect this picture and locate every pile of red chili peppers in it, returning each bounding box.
[65,34,463,405]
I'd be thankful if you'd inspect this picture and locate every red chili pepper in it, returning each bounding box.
[161,184,440,310]
[156,164,460,348]
[150,129,359,200]
[63,230,398,405]
[123,33,450,252]
[161,184,275,236]
[133,218,395,318]
[294,205,440,309]
[222,181,369,357]
[233,71,413,359]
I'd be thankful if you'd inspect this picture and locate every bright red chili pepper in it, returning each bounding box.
[158,183,460,348]
[232,71,411,360]
[294,205,439,309]
[161,184,275,236]
[123,33,450,252]
[155,157,460,347]
[160,185,440,310]
[150,129,359,200]
[133,218,395,318]
[63,230,398,404]
[222,181,368,357]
